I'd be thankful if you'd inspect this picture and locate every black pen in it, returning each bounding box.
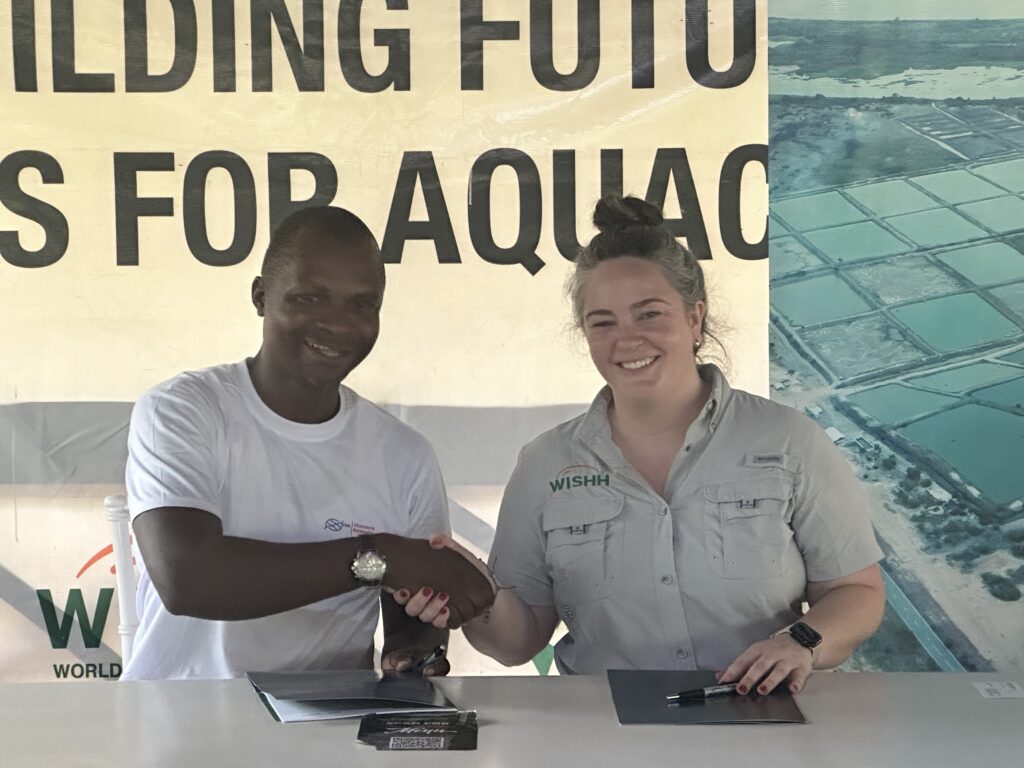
[665,683,739,704]
[413,644,447,671]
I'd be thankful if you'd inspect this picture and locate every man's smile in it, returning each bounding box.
[303,338,343,359]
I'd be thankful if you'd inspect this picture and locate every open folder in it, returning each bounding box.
[607,670,806,725]
[248,670,458,723]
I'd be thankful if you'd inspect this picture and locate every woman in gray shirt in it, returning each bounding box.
[396,195,885,696]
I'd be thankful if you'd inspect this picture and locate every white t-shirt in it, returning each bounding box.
[121,361,449,681]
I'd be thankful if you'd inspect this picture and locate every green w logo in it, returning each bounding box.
[36,589,114,649]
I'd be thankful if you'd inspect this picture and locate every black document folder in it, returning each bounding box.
[248,670,458,723]
[607,670,806,725]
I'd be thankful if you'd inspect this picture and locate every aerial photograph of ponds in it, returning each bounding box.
[769,7,1024,672]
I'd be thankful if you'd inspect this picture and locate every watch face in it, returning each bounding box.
[790,621,822,649]
[353,551,387,583]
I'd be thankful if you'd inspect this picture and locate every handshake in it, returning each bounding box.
[374,532,496,629]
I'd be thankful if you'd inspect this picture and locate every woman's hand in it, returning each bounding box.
[717,564,885,695]
[716,634,813,695]
[390,534,497,629]
[392,585,452,629]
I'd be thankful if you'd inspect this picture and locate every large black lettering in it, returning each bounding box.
[338,0,410,92]
[685,0,756,89]
[12,0,37,91]
[52,0,115,91]
[530,0,600,91]
[212,0,237,91]
[631,0,654,88]
[268,153,339,234]
[552,149,623,261]
[468,149,544,275]
[719,144,766,260]
[113,153,175,266]
[124,0,198,92]
[460,0,519,90]
[0,151,68,268]
[645,148,711,260]
[381,152,460,264]
[251,0,325,92]
[183,152,257,267]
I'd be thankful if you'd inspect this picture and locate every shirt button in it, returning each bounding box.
[659,507,669,517]
[661,574,675,585]
[676,648,691,659]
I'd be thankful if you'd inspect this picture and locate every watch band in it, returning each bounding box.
[356,534,375,554]
[771,621,822,661]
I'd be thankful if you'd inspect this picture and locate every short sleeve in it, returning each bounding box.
[791,423,884,582]
[401,442,451,539]
[488,450,552,607]
[125,384,224,521]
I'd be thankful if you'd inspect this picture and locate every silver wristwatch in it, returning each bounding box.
[350,535,387,587]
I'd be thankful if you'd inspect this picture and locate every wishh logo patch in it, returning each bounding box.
[549,465,610,493]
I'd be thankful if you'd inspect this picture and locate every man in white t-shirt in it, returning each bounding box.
[122,206,494,680]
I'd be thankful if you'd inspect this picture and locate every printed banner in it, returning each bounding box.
[1,1,768,680]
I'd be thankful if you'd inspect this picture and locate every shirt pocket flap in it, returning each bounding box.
[703,476,793,516]
[542,498,624,531]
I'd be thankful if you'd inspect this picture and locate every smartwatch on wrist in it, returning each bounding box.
[772,621,822,658]
[350,535,387,588]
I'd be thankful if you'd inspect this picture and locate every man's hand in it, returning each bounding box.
[390,534,496,630]
[380,645,450,677]
[375,533,495,628]
[380,591,450,676]
[716,634,814,695]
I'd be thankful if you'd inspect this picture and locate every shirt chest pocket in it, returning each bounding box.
[703,474,794,580]
[542,498,624,604]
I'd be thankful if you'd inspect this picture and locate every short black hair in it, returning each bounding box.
[261,206,384,287]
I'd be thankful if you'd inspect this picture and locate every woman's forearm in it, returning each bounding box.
[801,580,885,668]
[462,589,558,667]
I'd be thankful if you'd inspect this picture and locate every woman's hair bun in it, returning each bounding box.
[592,195,663,233]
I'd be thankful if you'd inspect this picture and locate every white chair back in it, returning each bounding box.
[104,494,139,666]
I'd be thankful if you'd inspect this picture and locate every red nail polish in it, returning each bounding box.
[422,587,433,597]
[440,607,448,614]
[438,592,448,601]
[738,685,748,694]
[758,686,767,694]
[397,590,409,599]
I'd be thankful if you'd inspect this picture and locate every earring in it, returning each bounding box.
[693,339,702,353]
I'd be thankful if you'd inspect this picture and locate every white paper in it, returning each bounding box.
[261,691,452,723]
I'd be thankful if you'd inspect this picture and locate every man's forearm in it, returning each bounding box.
[157,534,366,620]
[144,517,493,622]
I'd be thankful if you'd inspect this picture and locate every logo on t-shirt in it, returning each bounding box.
[324,518,376,536]
[549,464,610,493]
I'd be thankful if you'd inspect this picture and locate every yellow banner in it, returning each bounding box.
[1,0,767,406]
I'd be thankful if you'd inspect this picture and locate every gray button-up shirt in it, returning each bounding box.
[489,365,883,674]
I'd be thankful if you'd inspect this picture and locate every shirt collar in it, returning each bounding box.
[575,363,731,446]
